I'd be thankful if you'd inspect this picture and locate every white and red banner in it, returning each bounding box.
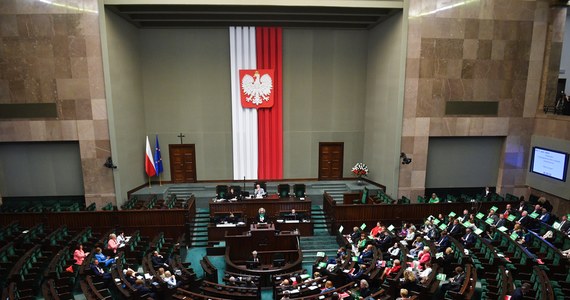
[230,27,283,180]
[240,69,274,109]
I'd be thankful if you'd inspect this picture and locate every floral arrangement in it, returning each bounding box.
[351,162,369,177]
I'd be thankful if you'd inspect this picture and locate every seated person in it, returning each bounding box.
[90,259,112,282]
[224,212,237,223]
[283,209,302,220]
[256,207,268,223]
[226,187,239,200]
[397,288,411,300]
[381,259,401,280]
[124,268,138,285]
[375,230,393,250]
[400,270,418,292]
[321,280,335,294]
[438,266,466,297]
[151,251,169,269]
[386,242,401,258]
[280,279,293,291]
[247,250,260,268]
[116,231,127,247]
[370,222,382,237]
[435,230,451,252]
[350,227,361,245]
[132,279,155,298]
[358,244,374,264]
[409,237,424,257]
[328,246,347,264]
[429,193,440,203]
[347,279,371,300]
[418,262,433,284]
[94,247,115,267]
[461,228,476,249]
[254,184,265,198]
[163,271,177,289]
[348,264,367,281]
[357,232,369,253]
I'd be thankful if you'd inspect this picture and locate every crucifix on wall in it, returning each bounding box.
[177,133,185,144]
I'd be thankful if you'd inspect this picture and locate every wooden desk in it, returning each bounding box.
[275,220,313,236]
[207,223,248,242]
[209,196,312,223]
[224,224,303,286]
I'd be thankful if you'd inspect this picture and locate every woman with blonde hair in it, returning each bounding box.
[107,233,118,253]
[164,270,177,288]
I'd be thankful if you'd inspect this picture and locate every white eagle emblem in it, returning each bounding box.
[241,71,273,105]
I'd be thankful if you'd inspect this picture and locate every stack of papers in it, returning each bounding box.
[216,223,237,227]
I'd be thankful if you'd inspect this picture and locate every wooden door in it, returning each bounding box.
[318,142,344,180]
[169,144,197,183]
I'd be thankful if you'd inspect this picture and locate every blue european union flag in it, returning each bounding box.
[155,135,163,175]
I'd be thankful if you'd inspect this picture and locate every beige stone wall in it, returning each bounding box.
[399,0,555,201]
[0,0,115,208]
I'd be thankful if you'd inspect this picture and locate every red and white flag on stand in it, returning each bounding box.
[145,136,156,177]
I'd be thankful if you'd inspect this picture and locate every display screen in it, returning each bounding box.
[530,147,569,182]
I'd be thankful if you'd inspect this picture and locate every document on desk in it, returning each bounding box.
[285,220,300,223]
[216,223,237,227]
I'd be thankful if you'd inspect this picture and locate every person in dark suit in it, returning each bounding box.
[517,211,530,226]
[461,228,476,249]
[347,264,367,281]
[151,251,169,269]
[459,209,470,222]
[511,283,531,300]
[132,279,156,299]
[448,219,463,238]
[495,214,507,229]
[224,212,237,223]
[249,250,260,263]
[435,231,451,253]
[226,188,238,200]
[350,227,361,245]
[358,244,374,264]
[517,199,528,213]
[558,215,570,232]
[539,207,551,224]
[438,266,465,297]
[90,259,111,285]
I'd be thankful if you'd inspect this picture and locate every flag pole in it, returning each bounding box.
[159,173,162,186]
[148,175,151,188]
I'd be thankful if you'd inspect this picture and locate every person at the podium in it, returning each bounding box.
[254,184,265,198]
[247,250,260,269]
[256,207,268,223]
[227,187,238,200]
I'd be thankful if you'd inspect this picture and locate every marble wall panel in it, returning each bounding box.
[0,0,114,205]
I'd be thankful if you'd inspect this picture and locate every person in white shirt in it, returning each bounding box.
[254,184,265,198]
[418,262,433,284]
[387,243,401,258]
[116,231,126,247]
[163,270,177,288]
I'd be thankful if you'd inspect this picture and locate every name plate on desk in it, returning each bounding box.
[285,220,300,223]
[216,223,237,227]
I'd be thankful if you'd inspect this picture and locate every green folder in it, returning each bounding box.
[490,206,498,212]
[485,218,495,225]
[474,228,483,235]
[462,221,472,227]
[339,225,344,233]
[510,232,519,240]
[317,252,325,257]
[352,256,358,262]
[318,262,327,268]
[529,212,539,219]
[439,224,448,230]
[300,274,310,279]
[433,219,441,225]
[476,213,485,219]
[448,212,456,217]
[435,252,444,259]
[507,215,516,222]
[436,274,447,281]
[498,226,508,232]
[553,222,561,230]
[387,225,395,232]
[360,223,367,230]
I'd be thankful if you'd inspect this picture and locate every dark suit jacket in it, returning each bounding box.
[436,236,450,252]
[91,264,105,277]
[449,272,466,291]
[519,216,532,228]
[510,287,524,300]
[495,219,506,229]
[462,233,476,248]
[448,225,463,237]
